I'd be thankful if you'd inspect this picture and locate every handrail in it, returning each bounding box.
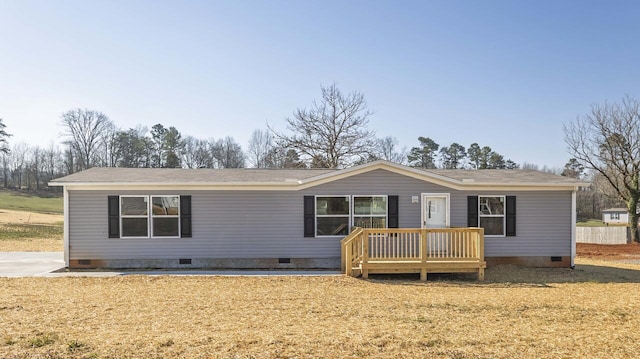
[340,227,364,273]
[341,227,485,278]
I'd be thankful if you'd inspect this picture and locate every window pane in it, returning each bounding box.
[353,197,372,215]
[479,196,504,215]
[480,217,504,236]
[354,196,387,215]
[121,197,148,216]
[372,197,387,215]
[122,218,148,237]
[317,217,349,236]
[316,197,349,215]
[153,218,179,237]
[354,216,386,229]
[152,196,180,216]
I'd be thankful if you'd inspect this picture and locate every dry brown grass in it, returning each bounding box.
[0,209,63,252]
[2,259,640,358]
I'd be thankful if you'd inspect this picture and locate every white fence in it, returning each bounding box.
[576,227,629,244]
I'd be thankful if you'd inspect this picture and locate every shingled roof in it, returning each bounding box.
[50,160,588,189]
[50,167,336,184]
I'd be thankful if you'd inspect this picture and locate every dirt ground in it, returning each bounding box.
[577,242,640,260]
[0,209,63,252]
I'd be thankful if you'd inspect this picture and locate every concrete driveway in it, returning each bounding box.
[0,252,64,277]
[0,253,341,277]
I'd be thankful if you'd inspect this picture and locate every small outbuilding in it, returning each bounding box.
[602,208,629,225]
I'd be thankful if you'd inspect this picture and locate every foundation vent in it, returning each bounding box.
[179,258,192,265]
[550,256,562,262]
[278,258,291,264]
[78,260,91,266]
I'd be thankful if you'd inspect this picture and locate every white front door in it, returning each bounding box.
[422,194,450,228]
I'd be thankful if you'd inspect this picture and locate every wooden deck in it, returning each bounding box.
[341,227,486,281]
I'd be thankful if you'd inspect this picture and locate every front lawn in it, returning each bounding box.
[1,260,640,358]
[0,189,62,215]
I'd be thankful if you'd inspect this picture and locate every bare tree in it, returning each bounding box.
[29,145,42,190]
[272,84,376,168]
[61,109,112,170]
[182,136,214,169]
[247,129,275,168]
[212,137,245,168]
[375,136,407,164]
[565,96,640,242]
[43,142,63,183]
[10,142,28,188]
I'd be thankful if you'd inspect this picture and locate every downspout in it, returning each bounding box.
[571,189,577,269]
[63,186,70,267]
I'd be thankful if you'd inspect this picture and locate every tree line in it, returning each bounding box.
[0,84,529,191]
[1,85,636,241]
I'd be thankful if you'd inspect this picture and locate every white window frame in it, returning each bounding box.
[119,195,181,239]
[315,195,351,237]
[479,195,506,237]
[120,195,150,239]
[314,195,389,237]
[610,212,620,220]
[352,195,388,229]
[150,195,181,239]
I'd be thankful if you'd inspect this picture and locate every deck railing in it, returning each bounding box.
[341,227,486,281]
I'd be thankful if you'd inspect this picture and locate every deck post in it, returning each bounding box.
[477,228,485,281]
[362,231,369,279]
[341,241,346,273]
[345,243,352,275]
[478,268,485,281]
[420,229,428,281]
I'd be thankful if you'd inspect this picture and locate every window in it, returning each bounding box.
[117,195,183,238]
[151,196,180,237]
[353,196,387,229]
[479,196,505,236]
[121,196,149,237]
[611,212,620,220]
[316,196,350,236]
[314,195,388,236]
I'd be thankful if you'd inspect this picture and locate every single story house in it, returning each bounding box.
[602,208,629,225]
[50,160,587,270]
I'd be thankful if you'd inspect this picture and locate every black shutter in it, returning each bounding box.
[467,196,479,227]
[304,196,315,237]
[506,196,516,236]
[388,195,399,228]
[108,195,120,238]
[180,195,192,238]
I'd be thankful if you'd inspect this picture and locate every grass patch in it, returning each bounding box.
[0,189,62,215]
[66,339,87,352]
[577,218,628,227]
[26,332,58,348]
[577,218,605,226]
[0,223,62,241]
[1,260,640,358]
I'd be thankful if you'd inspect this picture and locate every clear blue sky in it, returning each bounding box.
[1,0,638,168]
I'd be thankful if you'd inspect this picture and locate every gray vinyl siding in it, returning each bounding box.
[67,169,573,261]
[464,191,572,257]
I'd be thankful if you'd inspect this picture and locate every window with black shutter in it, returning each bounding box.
[108,195,192,238]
